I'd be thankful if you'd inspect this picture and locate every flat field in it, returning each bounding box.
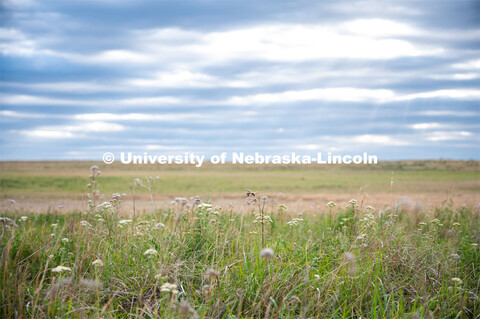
[1,160,479,213]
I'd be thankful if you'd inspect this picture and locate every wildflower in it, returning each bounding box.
[260,248,274,259]
[8,199,16,205]
[260,196,269,204]
[366,206,374,212]
[155,222,165,228]
[197,202,211,209]
[134,178,142,186]
[20,216,28,221]
[51,265,72,273]
[51,223,58,228]
[253,213,273,224]
[172,197,188,207]
[50,233,56,237]
[61,238,69,243]
[472,243,478,247]
[144,248,158,256]
[80,221,92,227]
[452,222,460,226]
[326,201,336,208]
[419,222,427,226]
[192,196,201,205]
[0,217,18,229]
[204,269,220,281]
[97,202,113,210]
[112,193,121,200]
[451,277,463,285]
[92,259,104,267]
[450,253,460,260]
[278,204,287,211]
[349,199,357,205]
[287,218,303,226]
[90,165,99,172]
[298,212,303,217]
[431,219,440,224]
[160,282,179,294]
[118,219,132,225]
[314,274,320,279]
[86,183,92,188]
[356,234,366,241]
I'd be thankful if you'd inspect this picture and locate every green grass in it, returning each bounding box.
[1,202,479,318]
[1,169,479,197]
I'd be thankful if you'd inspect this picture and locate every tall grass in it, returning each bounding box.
[1,200,479,318]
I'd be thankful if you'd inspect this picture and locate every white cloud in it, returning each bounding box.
[410,123,443,130]
[0,94,181,106]
[416,110,479,117]
[1,20,444,66]
[341,19,418,37]
[73,112,208,122]
[24,130,75,138]
[452,59,480,70]
[0,110,50,118]
[225,87,396,105]
[352,134,409,146]
[426,131,472,142]
[20,121,125,139]
[396,89,480,101]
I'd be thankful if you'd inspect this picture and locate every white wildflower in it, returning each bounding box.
[356,234,366,241]
[349,199,357,205]
[80,221,92,227]
[118,219,132,225]
[160,282,178,294]
[326,201,336,208]
[92,259,104,267]
[61,238,69,243]
[51,265,72,273]
[451,277,463,285]
[144,248,158,256]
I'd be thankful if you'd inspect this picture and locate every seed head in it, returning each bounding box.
[260,248,274,259]
[204,269,220,281]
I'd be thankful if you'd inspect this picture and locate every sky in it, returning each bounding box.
[0,0,479,161]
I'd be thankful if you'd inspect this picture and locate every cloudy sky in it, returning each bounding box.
[1,0,479,161]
